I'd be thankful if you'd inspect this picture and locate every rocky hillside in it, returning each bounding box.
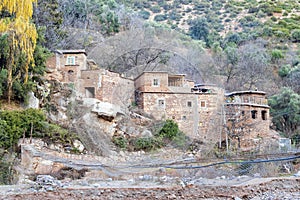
[133,0,300,36]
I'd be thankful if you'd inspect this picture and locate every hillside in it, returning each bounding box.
[133,0,300,37]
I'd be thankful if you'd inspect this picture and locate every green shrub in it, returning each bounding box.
[150,5,161,13]
[154,14,168,22]
[156,119,180,140]
[132,137,163,151]
[139,10,150,20]
[112,135,127,149]
[0,109,76,150]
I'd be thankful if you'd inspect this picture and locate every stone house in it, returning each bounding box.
[224,91,270,151]
[46,49,135,108]
[134,72,225,141]
[46,50,272,151]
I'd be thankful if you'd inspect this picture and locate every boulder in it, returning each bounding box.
[26,92,39,109]
[73,140,85,152]
[91,100,124,119]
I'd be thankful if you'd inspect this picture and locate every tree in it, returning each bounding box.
[291,29,300,42]
[32,0,64,50]
[0,0,38,103]
[189,17,209,45]
[285,66,300,93]
[269,87,300,137]
[235,41,271,91]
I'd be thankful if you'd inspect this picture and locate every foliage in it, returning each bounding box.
[189,17,209,45]
[0,150,16,185]
[269,88,300,137]
[156,119,180,140]
[112,135,127,149]
[271,49,284,63]
[0,0,47,104]
[291,29,300,42]
[131,137,163,151]
[113,120,188,152]
[0,0,38,103]
[32,0,64,50]
[0,109,77,150]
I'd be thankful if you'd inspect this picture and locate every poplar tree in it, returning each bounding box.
[0,0,38,103]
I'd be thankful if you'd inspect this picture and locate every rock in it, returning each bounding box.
[141,130,153,137]
[35,175,62,191]
[73,140,85,152]
[90,100,124,120]
[25,92,39,109]
[294,171,300,177]
[139,175,152,181]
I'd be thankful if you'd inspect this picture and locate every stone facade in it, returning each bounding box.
[224,91,270,150]
[46,50,271,150]
[46,50,135,109]
[134,72,223,140]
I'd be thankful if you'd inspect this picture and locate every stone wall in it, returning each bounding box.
[141,92,198,138]
[224,91,270,151]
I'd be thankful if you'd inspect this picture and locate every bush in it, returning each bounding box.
[132,137,163,151]
[150,5,161,13]
[154,14,168,22]
[112,135,127,149]
[139,10,150,20]
[112,120,189,152]
[156,119,180,140]
[0,109,76,150]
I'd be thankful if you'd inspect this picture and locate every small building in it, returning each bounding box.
[45,50,135,109]
[224,91,270,150]
[134,72,224,140]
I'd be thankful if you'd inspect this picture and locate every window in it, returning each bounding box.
[153,78,159,86]
[158,99,165,108]
[182,116,187,120]
[66,56,75,65]
[67,70,75,82]
[85,87,95,98]
[241,111,245,116]
[261,110,267,120]
[187,101,192,107]
[251,110,257,119]
[200,100,206,108]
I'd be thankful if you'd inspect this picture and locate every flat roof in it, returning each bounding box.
[226,90,266,96]
[56,49,87,55]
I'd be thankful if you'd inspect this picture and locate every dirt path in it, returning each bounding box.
[1,177,299,200]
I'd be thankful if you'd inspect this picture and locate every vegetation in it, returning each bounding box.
[0,0,38,104]
[113,120,189,152]
[0,108,78,184]
[0,0,300,168]
[0,108,77,151]
[269,88,300,138]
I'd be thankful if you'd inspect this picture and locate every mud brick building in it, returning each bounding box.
[46,50,272,150]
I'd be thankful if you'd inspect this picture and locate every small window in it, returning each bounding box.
[182,116,187,120]
[153,79,159,86]
[66,56,75,65]
[261,110,267,120]
[251,110,257,119]
[187,101,192,107]
[172,116,175,119]
[241,111,245,116]
[200,100,206,108]
[158,99,165,108]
